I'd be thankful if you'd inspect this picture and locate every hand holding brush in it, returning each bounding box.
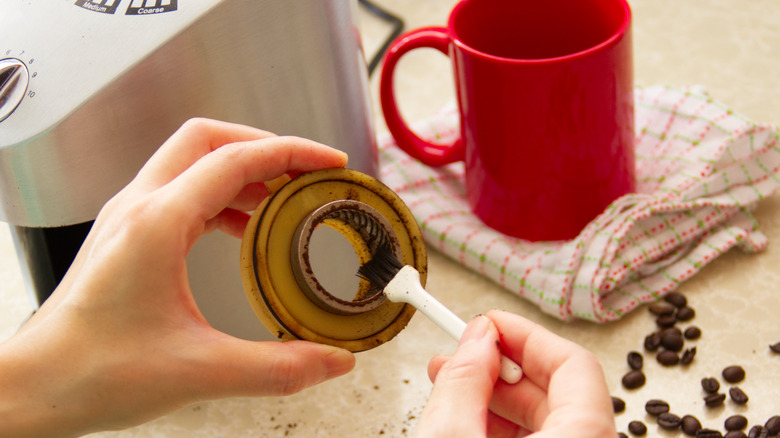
[358,245,523,384]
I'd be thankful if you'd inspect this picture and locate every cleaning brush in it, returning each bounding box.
[358,245,523,384]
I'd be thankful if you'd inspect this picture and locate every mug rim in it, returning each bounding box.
[447,0,632,64]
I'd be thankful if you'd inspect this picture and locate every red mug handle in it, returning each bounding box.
[379,27,465,167]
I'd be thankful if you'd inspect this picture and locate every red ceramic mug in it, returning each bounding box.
[380,0,635,241]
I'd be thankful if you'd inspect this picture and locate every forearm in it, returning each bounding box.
[0,326,107,438]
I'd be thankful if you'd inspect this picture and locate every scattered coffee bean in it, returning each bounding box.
[622,370,646,389]
[656,314,678,328]
[644,332,662,351]
[748,425,767,438]
[696,429,724,438]
[684,326,702,340]
[722,365,746,383]
[765,416,780,434]
[680,347,697,365]
[645,399,671,415]
[628,420,647,435]
[612,396,626,413]
[657,350,680,366]
[682,415,702,436]
[725,415,748,431]
[649,303,676,316]
[658,412,682,429]
[677,306,696,321]
[701,377,720,393]
[770,342,780,354]
[662,331,685,351]
[664,291,688,307]
[627,351,643,370]
[619,433,629,438]
[661,326,683,337]
[729,387,749,405]
[704,393,726,407]
[725,431,748,438]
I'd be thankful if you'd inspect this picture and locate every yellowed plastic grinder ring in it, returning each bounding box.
[240,168,427,352]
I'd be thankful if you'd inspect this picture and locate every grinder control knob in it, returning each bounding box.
[0,58,30,123]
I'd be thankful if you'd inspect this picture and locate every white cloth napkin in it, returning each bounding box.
[378,85,780,322]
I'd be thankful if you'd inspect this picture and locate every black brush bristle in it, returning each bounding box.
[357,244,404,292]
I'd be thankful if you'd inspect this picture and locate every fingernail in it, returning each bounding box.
[460,315,492,345]
[323,348,356,379]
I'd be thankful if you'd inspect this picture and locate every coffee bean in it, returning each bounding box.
[725,415,748,431]
[622,370,646,389]
[684,326,702,340]
[658,412,682,429]
[729,387,749,405]
[701,377,720,393]
[644,332,662,351]
[677,306,696,321]
[612,396,626,413]
[649,304,676,316]
[722,365,746,383]
[770,342,780,354]
[680,347,696,365]
[765,416,780,434]
[627,351,643,370]
[661,331,685,351]
[682,415,702,436]
[619,433,629,438]
[656,314,678,328]
[725,431,748,438]
[645,399,671,415]
[628,421,647,435]
[661,326,683,337]
[696,429,724,438]
[657,350,680,366]
[664,291,688,307]
[704,393,726,407]
[748,425,767,438]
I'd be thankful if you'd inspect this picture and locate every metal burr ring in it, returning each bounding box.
[291,199,401,316]
[240,168,427,352]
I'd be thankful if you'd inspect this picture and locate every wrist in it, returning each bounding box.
[0,326,105,438]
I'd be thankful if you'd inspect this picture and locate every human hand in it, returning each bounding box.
[416,310,615,438]
[0,119,355,438]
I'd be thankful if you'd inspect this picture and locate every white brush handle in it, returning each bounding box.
[385,266,522,384]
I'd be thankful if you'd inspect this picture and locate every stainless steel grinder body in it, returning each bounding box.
[0,0,377,340]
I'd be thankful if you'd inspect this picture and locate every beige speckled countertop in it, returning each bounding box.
[2,1,780,436]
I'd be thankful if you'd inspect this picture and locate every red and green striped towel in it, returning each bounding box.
[378,85,780,322]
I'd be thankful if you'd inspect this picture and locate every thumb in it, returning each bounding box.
[196,338,356,398]
[416,315,501,437]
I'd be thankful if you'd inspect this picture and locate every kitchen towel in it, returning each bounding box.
[378,85,780,322]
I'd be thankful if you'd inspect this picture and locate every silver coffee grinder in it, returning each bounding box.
[0,0,380,341]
